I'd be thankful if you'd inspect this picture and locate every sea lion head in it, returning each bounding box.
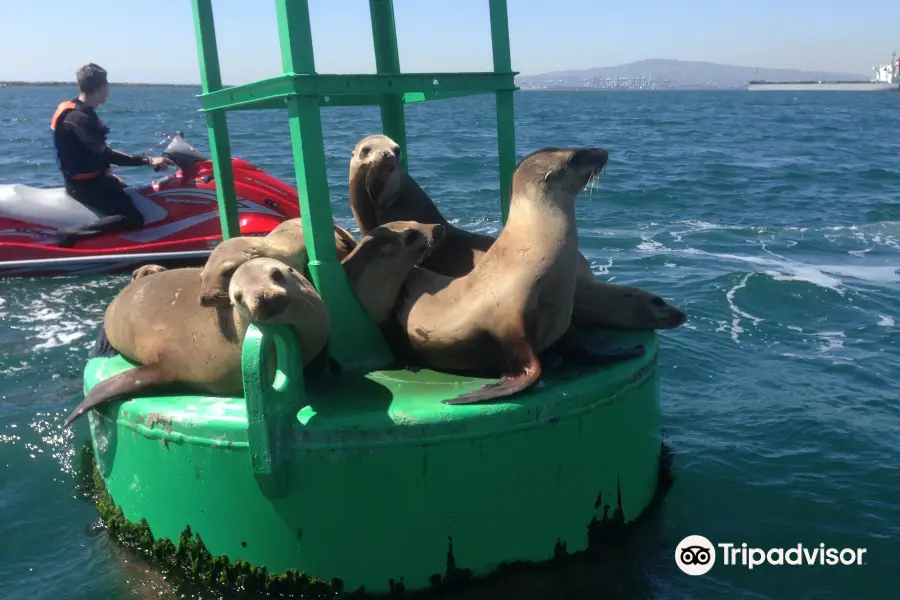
[199,236,272,308]
[634,292,687,329]
[341,220,446,325]
[349,134,405,230]
[513,147,609,205]
[229,257,330,364]
[131,264,166,281]
[229,257,322,324]
[598,286,687,330]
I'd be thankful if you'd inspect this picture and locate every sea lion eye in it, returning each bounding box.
[393,147,402,159]
[233,291,243,305]
[361,146,370,158]
[651,297,666,307]
[271,268,286,284]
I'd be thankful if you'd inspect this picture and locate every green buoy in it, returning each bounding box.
[81,0,667,595]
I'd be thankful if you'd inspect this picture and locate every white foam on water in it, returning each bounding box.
[669,220,725,243]
[5,281,107,353]
[0,362,28,376]
[719,272,763,343]
[779,330,852,364]
[637,240,666,252]
[878,315,894,327]
[587,257,614,275]
[812,330,846,352]
[640,237,899,294]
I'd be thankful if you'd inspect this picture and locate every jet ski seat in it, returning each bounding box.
[0,184,168,231]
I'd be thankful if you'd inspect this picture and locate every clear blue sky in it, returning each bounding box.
[2,0,898,83]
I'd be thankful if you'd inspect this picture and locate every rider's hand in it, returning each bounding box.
[149,157,169,171]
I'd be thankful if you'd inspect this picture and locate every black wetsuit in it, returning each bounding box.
[51,98,149,246]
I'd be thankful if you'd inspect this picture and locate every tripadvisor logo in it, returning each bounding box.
[674,535,868,576]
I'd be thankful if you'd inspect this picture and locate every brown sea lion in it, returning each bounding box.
[65,259,330,426]
[395,147,645,405]
[67,221,445,425]
[572,280,687,330]
[340,220,446,326]
[348,134,686,330]
[198,217,358,307]
[131,264,167,280]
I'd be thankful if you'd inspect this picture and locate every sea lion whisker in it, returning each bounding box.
[364,168,377,207]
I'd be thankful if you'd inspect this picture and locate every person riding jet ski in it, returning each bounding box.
[50,63,168,247]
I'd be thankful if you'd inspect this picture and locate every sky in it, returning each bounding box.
[2,0,899,84]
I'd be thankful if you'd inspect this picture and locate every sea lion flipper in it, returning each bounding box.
[553,325,646,366]
[564,344,646,366]
[442,339,542,406]
[64,362,169,427]
[87,323,117,359]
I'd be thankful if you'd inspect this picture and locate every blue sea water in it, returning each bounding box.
[0,86,898,599]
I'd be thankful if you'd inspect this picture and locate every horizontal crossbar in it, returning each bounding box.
[221,89,504,111]
[198,72,519,112]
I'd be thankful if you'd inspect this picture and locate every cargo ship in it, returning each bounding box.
[746,51,900,91]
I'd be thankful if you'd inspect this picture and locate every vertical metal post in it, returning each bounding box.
[369,0,409,171]
[274,0,392,370]
[190,0,240,239]
[489,0,516,224]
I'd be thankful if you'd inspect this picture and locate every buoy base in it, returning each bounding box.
[84,330,663,594]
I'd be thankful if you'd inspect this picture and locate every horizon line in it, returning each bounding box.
[1,57,875,88]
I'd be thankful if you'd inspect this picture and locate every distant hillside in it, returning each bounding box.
[515,59,872,90]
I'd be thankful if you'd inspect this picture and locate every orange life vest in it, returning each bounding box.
[50,100,109,180]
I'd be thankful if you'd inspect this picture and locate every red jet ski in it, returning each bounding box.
[0,132,299,277]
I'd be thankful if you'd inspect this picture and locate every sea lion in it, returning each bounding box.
[572,280,686,330]
[340,220,446,326]
[348,134,686,330]
[87,264,170,360]
[395,147,646,405]
[69,220,444,425]
[198,217,358,307]
[131,264,167,280]
[65,259,330,426]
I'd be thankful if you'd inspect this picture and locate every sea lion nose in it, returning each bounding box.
[573,148,609,169]
[258,293,289,321]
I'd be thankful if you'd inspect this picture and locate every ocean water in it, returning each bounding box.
[0,86,898,600]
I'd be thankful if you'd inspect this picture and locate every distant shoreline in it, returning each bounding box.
[2,81,741,92]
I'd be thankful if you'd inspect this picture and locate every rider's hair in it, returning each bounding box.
[76,64,108,95]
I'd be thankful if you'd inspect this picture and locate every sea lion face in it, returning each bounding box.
[199,237,268,308]
[351,134,403,205]
[341,220,446,324]
[513,147,610,201]
[373,220,445,261]
[624,290,687,329]
[229,258,317,324]
[641,294,687,329]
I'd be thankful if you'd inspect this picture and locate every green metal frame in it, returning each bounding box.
[85,5,668,589]
[189,0,519,371]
